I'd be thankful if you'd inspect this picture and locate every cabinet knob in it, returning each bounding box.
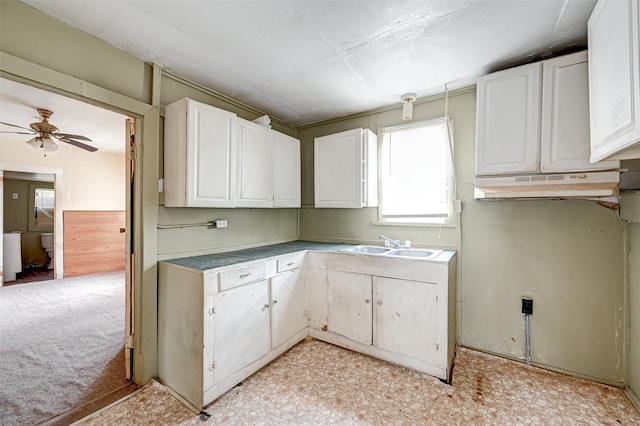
[262,303,270,311]
[377,300,382,305]
[365,298,370,304]
[272,299,278,305]
[239,273,252,279]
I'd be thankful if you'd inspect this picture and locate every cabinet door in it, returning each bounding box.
[476,62,542,175]
[187,100,236,207]
[211,280,269,385]
[236,119,274,207]
[307,267,328,331]
[589,0,640,162]
[327,270,372,345]
[374,277,438,363]
[315,129,363,208]
[271,269,307,348]
[541,52,619,172]
[273,132,301,208]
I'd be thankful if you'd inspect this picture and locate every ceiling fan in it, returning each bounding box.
[0,108,97,154]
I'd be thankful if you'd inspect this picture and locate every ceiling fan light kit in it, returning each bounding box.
[0,108,97,155]
[26,136,59,154]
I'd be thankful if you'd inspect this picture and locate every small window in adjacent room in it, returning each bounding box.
[380,117,452,224]
[28,183,54,232]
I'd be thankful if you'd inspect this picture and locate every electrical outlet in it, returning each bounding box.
[215,219,228,228]
[12,193,19,200]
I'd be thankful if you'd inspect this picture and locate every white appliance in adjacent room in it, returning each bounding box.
[3,233,22,283]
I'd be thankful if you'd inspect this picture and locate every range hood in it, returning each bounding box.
[474,171,620,199]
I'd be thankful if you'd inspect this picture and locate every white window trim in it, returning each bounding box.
[375,116,455,226]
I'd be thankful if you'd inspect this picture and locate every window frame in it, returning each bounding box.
[376,116,455,227]
[28,183,55,232]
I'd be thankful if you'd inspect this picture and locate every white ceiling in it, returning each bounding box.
[0,78,128,154]
[20,0,596,127]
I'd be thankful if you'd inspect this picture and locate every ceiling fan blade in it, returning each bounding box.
[54,132,92,142]
[0,121,34,132]
[58,138,98,152]
[0,131,35,135]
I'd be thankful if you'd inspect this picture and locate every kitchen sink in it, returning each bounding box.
[341,245,441,260]
[341,245,392,255]
[385,248,441,259]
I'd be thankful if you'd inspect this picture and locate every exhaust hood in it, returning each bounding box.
[474,171,620,199]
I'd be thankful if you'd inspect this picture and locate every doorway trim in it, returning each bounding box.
[0,164,64,278]
[1,51,160,385]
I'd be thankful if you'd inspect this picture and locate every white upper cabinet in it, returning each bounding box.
[589,0,640,162]
[273,131,301,208]
[236,118,274,208]
[541,52,619,172]
[476,62,542,175]
[476,51,620,176]
[164,98,300,208]
[164,98,237,207]
[314,128,378,208]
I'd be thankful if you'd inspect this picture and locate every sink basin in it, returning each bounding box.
[385,249,442,259]
[341,245,391,255]
[341,245,442,260]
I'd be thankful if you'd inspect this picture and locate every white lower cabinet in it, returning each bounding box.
[327,270,372,345]
[271,268,307,348]
[208,280,270,386]
[373,277,439,362]
[159,248,456,411]
[158,256,308,411]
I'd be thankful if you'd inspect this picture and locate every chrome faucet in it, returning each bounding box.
[379,235,401,248]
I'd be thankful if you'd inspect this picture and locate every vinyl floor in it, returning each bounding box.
[78,339,640,425]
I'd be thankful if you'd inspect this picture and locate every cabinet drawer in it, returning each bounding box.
[277,253,305,273]
[219,262,266,291]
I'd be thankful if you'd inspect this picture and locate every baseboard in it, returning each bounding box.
[456,344,624,388]
[626,386,640,412]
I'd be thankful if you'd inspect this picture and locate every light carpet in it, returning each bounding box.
[0,271,135,426]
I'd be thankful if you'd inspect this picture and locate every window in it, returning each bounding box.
[380,118,452,224]
[28,184,54,231]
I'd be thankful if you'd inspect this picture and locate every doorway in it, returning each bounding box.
[2,170,57,284]
[0,77,136,424]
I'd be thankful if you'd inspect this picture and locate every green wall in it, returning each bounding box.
[298,89,626,384]
[631,221,639,401]
[0,1,152,105]
[3,178,52,268]
[622,194,640,403]
[156,74,298,261]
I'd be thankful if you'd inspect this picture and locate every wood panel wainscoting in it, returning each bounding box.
[63,211,126,278]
